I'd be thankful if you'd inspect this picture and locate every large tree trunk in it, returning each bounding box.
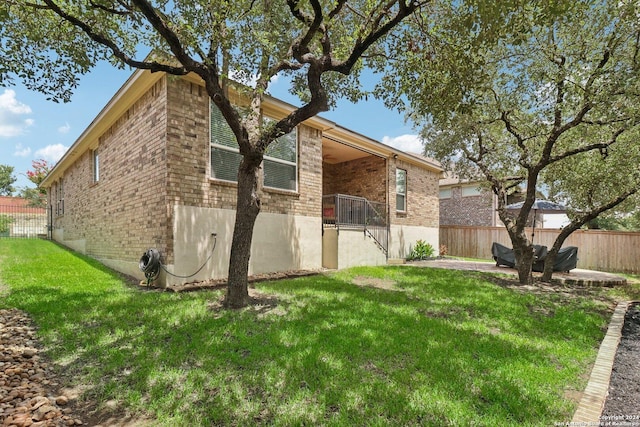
[513,241,535,285]
[541,242,561,282]
[505,224,535,285]
[541,222,579,281]
[224,154,262,309]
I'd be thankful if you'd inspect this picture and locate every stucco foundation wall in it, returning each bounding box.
[388,224,439,260]
[321,228,387,269]
[322,228,339,269]
[170,205,322,286]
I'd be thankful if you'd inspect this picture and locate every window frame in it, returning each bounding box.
[461,185,482,197]
[396,168,407,212]
[92,149,100,183]
[55,178,64,216]
[262,116,298,193]
[209,103,299,192]
[439,188,452,199]
[209,103,243,183]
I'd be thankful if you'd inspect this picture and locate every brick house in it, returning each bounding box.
[439,174,565,228]
[41,69,442,286]
[439,175,500,226]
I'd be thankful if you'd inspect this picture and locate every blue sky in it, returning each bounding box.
[0,63,423,191]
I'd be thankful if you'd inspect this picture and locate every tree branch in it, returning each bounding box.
[88,0,132,16]
[547,127,627,164]
[552,55,566,132]
[287,0,325,61]
[40,0,190,76]
[331,0,428,75]
[539,44,613,166]
[129,0,204,73]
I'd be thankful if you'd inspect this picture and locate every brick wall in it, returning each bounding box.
[52,78,169,261]
[261,125,323,216]
[322,155,387,204]
[390,159,439,228]
[164,78,323,218]
[439,187,495,226]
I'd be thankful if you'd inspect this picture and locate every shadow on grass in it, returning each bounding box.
[0,242,609,426]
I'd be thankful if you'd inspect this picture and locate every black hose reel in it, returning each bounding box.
[139,248,161,286]
[139,234,217,287]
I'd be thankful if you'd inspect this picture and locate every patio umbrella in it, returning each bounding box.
[506,199,567,242]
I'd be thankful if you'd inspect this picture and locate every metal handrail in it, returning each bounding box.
[322,194,388,255]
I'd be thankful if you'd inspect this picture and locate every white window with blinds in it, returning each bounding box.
[210,104,242,182]
[262,116,297,192]
[210,103,298,192]
[396,168,407,212]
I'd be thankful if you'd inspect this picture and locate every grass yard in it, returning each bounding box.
[0,239,633,426]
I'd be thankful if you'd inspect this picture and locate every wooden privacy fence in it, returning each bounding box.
[440,225,640,274]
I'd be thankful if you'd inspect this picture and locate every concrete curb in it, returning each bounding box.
[572,301,629,423]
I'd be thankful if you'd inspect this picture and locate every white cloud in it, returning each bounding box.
[35,144,69,162]
[381,134,425,154]
[58,122,71,134]
[0,89,34,137]
[13,143,31,157]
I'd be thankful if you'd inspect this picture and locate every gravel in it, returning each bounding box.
[0,308,83,427]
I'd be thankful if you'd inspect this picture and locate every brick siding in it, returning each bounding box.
[164,78,323,218]
[323,155,387,204]
[439,186,495,226]
[51,78,169,261]
[390,159,439,228]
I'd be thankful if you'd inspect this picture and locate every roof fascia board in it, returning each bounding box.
[42,69,163,187]
[43,70,441,186]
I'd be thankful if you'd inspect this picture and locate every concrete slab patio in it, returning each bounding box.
[410,258,627,287]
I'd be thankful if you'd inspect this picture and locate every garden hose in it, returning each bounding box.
[139,234,217,286]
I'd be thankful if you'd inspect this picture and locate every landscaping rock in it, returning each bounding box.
[0,309,84,426]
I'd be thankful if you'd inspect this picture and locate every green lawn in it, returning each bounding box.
[0,239,628,426]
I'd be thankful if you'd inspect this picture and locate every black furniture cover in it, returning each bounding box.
[491,242,578,272]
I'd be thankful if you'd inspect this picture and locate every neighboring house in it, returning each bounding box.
[41,70,442,286]
[0,196,48,237]
[439,175,502,227]
[439,174,569,228]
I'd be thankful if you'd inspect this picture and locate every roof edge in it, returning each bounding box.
[42,70,442,186]
[42,69,162,187]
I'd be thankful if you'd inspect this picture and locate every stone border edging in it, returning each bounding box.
[572,301,630,423]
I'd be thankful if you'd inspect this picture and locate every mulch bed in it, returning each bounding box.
[602,302,640,417]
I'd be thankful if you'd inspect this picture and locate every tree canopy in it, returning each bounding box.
[0,164,16,196]
[2,0,427,307]
[378,0,640,283]
[25,159,51,193]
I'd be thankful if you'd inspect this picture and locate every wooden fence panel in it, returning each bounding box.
[440,226,640,274]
